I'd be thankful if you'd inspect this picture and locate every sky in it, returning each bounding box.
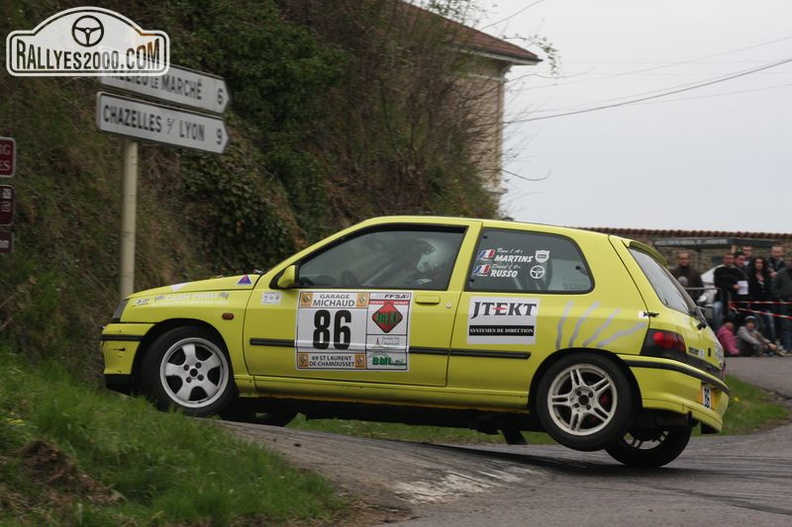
[470,0,792,232]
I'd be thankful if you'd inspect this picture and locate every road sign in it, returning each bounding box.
[0,185,13,226]
[96,92,229,154]
[0,137,15,177]
[0,231,12,253]
[100,65,230,114]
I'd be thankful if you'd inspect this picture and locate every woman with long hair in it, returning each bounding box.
[748,256,778,345]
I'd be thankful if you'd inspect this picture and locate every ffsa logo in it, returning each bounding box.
[6,7,170,76]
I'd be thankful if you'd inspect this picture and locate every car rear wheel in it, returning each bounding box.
[141,326,234,417]
[605,426,692,468]
[536,352,633,451]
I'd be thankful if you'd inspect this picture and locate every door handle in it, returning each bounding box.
[415,295,441,305]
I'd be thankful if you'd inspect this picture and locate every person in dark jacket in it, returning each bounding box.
[772,262,792,352]
[670,251,703,296]
[748,256,777,344]
[713,252,749,327]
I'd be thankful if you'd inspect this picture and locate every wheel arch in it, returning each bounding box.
[131,319,231,389]
[528,348,643,418]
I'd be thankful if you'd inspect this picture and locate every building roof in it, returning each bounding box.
[582,227,792,241]
[402,2,540,66]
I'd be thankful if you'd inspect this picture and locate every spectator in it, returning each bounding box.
[716,317,739,357]
[748,256,777,344]
[713,252,749,328]
[734,251,750,276]
[669,251,703,296]
[767,245,787,345]
[767,245,786,280]
[737,316,778,356]
[741,245,755,269]
[772,260,792,353]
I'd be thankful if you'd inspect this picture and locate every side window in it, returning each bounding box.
[467,229,592,293]
[298,227,465,290]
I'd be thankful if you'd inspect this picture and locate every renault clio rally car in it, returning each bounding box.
[101,216,728,467]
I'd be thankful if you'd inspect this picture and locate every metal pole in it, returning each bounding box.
[119,139,138,299]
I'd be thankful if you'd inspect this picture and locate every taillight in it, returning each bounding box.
[642,329,687,358]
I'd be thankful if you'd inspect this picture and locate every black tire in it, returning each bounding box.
[141,326,234,417]
[605,427,692,468]
[535,352,634,452]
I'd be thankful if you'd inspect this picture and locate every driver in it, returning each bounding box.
[393,237,454,289]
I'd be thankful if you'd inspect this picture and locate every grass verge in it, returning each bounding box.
[0,344,344,527]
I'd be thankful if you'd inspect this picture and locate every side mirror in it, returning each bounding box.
[274,265,297,289]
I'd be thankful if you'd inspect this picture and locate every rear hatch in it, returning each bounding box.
[612,237,724,377]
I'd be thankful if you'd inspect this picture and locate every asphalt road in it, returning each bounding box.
[222,356,792,527]
[725,355,792,399]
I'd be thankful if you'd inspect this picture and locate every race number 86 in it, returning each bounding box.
[313,309,351,350]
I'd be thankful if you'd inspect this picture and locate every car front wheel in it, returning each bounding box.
[141,326,234,417]
[535,352,634,451]
[605,427,692,468]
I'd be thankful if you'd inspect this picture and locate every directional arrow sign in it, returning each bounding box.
[96,92,229,154]
[100,65,230,114]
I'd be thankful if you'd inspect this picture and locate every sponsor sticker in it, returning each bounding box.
[237,275,253,286]
[467,296,539,345]
[295,291,412,371]
[261,291,282,305]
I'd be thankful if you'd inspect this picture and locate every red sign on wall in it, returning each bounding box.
[0,137,15,177]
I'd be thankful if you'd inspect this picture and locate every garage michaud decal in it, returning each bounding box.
[296,291,412,371]
[467,296,539,344]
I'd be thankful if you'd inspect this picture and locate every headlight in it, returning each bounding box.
[111,299,129,323]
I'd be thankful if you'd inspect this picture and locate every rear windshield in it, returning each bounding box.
[629,248,697,315]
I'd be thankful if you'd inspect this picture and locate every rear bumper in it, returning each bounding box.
[623,356,729,432]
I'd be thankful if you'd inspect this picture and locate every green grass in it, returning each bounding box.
[720,374,790,435]
[0,345,344,527]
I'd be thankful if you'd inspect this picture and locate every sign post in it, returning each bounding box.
[119,140,138,298]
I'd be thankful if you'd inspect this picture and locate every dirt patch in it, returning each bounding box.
[1,439,122,519]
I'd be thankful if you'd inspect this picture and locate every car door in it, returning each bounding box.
[243,221,478,387]
[447,226,602,401]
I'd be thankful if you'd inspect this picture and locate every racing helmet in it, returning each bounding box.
[414,236,457,274]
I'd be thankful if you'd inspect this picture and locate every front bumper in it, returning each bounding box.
[100,322,154,393]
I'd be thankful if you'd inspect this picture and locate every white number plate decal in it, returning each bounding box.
[295,291,412,371]
[701,385,712,409]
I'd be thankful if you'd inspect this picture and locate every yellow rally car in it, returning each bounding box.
[101,216,728,467]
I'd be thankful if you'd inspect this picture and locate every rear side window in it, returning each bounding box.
[467,229,593,293]
[629,248,696,314]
